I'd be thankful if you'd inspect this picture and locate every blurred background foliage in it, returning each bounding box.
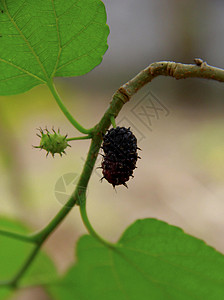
[0,0,224,299]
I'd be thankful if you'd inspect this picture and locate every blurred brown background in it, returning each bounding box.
[0,0,224,299]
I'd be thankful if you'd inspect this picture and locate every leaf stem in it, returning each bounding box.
[0,229,35,243]
[0,244,42,289]
[10,244,42,289]
[47,80,94,134]
[67,135,91,141]
[79,201,115,249]
[29,196,78,244]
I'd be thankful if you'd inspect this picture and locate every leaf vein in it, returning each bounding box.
[109,249,129,300]
[50,0,61,78]
[11,0,26,20]
[57,0,80,19]
[115,250,203,300]
[0,74,27,82]
[61,5,101,49]
[0,57,45,83]
[122,246,224,284]
[2,0,49,81]
[56,41,104,74]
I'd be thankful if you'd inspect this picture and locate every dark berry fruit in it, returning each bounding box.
[101,127,140,187]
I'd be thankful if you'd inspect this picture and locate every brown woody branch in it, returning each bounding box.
[121,59,224,99]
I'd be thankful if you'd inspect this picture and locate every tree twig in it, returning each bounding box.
[122,60,224,97]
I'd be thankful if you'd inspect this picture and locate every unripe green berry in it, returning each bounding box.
[35,128,71,157]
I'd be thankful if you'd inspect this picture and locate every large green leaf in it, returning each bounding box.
[49,218,224,300]
[0,217,57,299]
[0,0,109,95]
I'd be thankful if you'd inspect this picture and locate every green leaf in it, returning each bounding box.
[0,288,11,300]
[0,217,57,299]
[0,0,109,95]
[49,219,224,300]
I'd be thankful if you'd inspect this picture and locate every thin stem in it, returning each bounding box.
[0,229,36,244]
[30,138,100,244]
[67,135,91,141]
[0,245,42,288]
[47,80,94,134]
[122,60,224,96]
[10,244,41,288]
[29,194,78,244]
[79,201,115,249]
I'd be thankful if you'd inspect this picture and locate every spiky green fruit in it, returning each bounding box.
[35,128,71,157]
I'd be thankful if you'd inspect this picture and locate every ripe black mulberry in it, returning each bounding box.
[101,126,140,187]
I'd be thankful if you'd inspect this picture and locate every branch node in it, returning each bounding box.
[201,61,207,70]
[117,87,130,103]
[194,58,204,66]
[166,62,178,77]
